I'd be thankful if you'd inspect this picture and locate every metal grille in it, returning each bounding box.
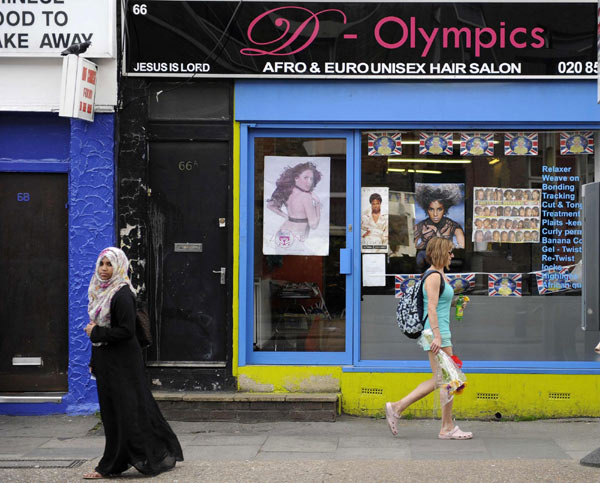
[476,392,500,400]
[548,392,571,400]
[361,387,384,395]
[0,459,86,469]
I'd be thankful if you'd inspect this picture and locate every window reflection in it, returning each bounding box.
[254,137,346,352]
[360,131,594,362]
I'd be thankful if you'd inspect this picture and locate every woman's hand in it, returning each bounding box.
[430,334,442,354]
[84,322,96,338]
[311,192,321,207]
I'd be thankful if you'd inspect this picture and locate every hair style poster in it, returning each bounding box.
[472,187,541,244]
[389,191,416,257]
[263,156,331,256]
[361,187,389,253]
[414,183,466,250]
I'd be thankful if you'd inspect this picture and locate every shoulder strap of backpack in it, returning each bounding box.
[418,270,444,324]
[421,270,445,297]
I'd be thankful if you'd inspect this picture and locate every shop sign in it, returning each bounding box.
[59,54,98,122]
[124,1,597,79]
[0,0,115,58]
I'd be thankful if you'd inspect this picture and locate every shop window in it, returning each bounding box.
[360,131,596,362]
[253,137,347,352]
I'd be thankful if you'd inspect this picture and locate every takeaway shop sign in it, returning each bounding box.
[124,1,597,79]
[0,0,115,57]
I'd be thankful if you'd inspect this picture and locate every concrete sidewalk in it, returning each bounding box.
[0,414,599,481]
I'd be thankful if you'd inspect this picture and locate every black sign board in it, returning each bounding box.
[124,1,597,79]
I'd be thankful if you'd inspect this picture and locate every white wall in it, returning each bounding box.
[0,58,117,113]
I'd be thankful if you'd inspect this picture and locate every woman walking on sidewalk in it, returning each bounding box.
[385,237,473,440]
[83,247,183,479]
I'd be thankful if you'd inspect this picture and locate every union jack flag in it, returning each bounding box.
[488,273,522,297]
[367,132,402,156]
[504,132,538,156]
[395,274,420,298]
[535,267,572,295]
[460,133,494,156]
[419,132,453,155]
[446,273,476,294]
[560,131,594,155]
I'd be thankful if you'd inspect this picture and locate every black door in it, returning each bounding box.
[0,173,68,392]
[148,141,228,362]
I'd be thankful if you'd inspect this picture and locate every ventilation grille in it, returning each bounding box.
[361,387,384,395]
[477,392,499,400]
[549,392,571,400]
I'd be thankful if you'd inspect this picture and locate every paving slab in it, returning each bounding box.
[254,451,337,461]
[0,437,51,456]
[189,434,268,446]
[261,436,338,453]
[22,447,103,459]
[333,446,411,460]
[337,435,409,448]
[483,437,570,459]
[556,437,600,451]
[182,445,260,461]
[38,438,105,449]
[414,450,493,460]
[0,415,97,438]
[0,414,599,481]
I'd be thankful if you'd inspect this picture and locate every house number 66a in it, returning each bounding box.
[17,193,30,202]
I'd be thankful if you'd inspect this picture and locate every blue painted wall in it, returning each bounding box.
[0,112,71,160]
[235,79,600,371]
[0,113,115,415]
[235,80,600,127]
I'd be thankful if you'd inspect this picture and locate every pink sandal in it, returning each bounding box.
[385,402,400,436]
[438,425,473,440]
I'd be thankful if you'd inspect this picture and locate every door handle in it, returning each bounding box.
[340,248,352,274]
[212,267,226,284]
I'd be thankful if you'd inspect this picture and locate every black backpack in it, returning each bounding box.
[135,302,153,349]
[396,270,445,339]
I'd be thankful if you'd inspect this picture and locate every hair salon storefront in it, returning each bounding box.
[125,0,600,418]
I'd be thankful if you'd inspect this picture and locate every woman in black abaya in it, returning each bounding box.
[84,247,183,479]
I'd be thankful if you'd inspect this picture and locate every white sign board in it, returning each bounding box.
[59,55,98,122]
[0,0,115,58]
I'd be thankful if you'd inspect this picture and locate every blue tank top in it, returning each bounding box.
[422,272,454,338]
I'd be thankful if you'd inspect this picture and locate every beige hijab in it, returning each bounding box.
[88,247,136,328]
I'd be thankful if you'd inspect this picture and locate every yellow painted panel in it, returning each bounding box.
[238,366,343,393]
[232,119,240,376]
[341,372,600,419]
[236,366,600,419]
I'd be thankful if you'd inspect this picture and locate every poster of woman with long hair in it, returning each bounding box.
[263,156,331,256]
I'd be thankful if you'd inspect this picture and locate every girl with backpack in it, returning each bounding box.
[385,237,473,440]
